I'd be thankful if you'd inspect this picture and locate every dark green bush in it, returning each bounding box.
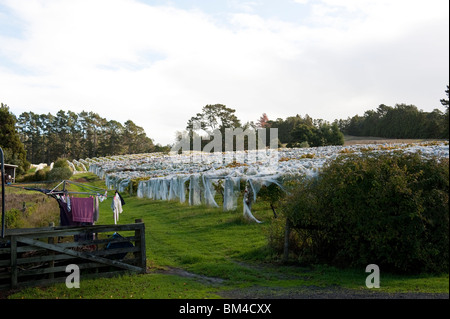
[282,152,449,274]
[44,158,72,181]
[5,208,26,228]
[33,168,48,181]
[46,167,73,181]
[53,158,70,169]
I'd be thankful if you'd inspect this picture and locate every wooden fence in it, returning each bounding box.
[0,220,146,290]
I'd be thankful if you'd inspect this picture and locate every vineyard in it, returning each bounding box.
[69,141,449,223]
[3,139,449,298]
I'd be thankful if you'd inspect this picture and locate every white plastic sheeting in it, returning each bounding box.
[223,176,241,212]
[202,174,219,208]
[189,174,202,206]
[134,171,288,223]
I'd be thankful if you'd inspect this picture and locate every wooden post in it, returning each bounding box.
[1,147,5,238]
[283,218,291,263]
[10,235,17,289]
[135,219,146,273]
[48,222,55,280]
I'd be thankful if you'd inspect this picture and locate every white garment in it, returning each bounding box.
[111,194,123,224]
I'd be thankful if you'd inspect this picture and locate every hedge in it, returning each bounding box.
[282,151,449,274]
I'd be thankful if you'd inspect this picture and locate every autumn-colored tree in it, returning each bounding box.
[257,113,270,128]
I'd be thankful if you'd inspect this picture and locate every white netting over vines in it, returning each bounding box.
[76,141,449,223]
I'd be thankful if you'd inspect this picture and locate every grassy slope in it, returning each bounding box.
[7,173,449,299]
[343,135,447,145]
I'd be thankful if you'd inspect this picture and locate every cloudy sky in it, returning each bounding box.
[0,0,448,145]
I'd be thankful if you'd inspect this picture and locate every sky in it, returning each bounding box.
[0,0,448,146]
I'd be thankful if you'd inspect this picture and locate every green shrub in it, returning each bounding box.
[53,158,70,169]
[46,167,73,181]
[5,208,26,228]
[281,152,449,274]
[34,168,49,181]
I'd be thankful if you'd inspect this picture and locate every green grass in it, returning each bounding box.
[10,273,220,299]
[6,173,449,299]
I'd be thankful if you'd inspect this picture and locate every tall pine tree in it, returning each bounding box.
[0,103,29,174]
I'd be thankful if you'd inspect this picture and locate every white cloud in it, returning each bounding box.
[0,0,448,145]
[228,0,261,13]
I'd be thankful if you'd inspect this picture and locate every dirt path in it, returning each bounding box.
[217,285,449,299]
[157,267,449,300]
[1,267,447,299]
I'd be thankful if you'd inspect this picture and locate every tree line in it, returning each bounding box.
[181,104,344,151]
[337,86,449,139]
[16,109,171,165]
[0,104,171,174]
[1,85,447,175]
[266,114,344,147]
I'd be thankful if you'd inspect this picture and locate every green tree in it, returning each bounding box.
[123,120,155,154]
[340,101,449,139]
[440,85,449,108]
[17,111,45,164]
[288,120,344,147]
[440,85,449,138]
[186,104,242,151]
[67,110,84,160]
[269,115,310,145]
[78,111,105,159]
[187,104,241,134]
[14,108,158,163]
[0,103,29,174]
[289,123,316,147]
[324,122,345,145]
[258,183,285,218]
[100,120,125,156]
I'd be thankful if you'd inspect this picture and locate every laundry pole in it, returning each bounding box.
[1,147,5,238]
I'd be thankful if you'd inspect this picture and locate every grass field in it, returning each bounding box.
[4,172,448,299]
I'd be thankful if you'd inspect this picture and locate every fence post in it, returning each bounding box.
[10,235,17,289]
[1,147,5,238]
[283,218,291,263]
[135,219,146,273]
[48,222,55,280]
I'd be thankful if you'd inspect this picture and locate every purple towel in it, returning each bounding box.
[71,197,94,223]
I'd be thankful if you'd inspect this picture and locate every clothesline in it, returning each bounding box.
[48,180,108,197]
[7,180,125,227]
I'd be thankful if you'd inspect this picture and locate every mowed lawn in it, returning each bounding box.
[7,174,449,299]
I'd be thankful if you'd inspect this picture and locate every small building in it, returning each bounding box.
[0,164,17,184]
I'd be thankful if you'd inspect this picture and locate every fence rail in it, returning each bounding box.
[0,220,146,290]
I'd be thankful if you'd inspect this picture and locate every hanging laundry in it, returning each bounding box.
[66,195,71,212]
[58,199,74,226]
[111,192,123,224]
[117,191,125,206]
[71,197,95,223]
